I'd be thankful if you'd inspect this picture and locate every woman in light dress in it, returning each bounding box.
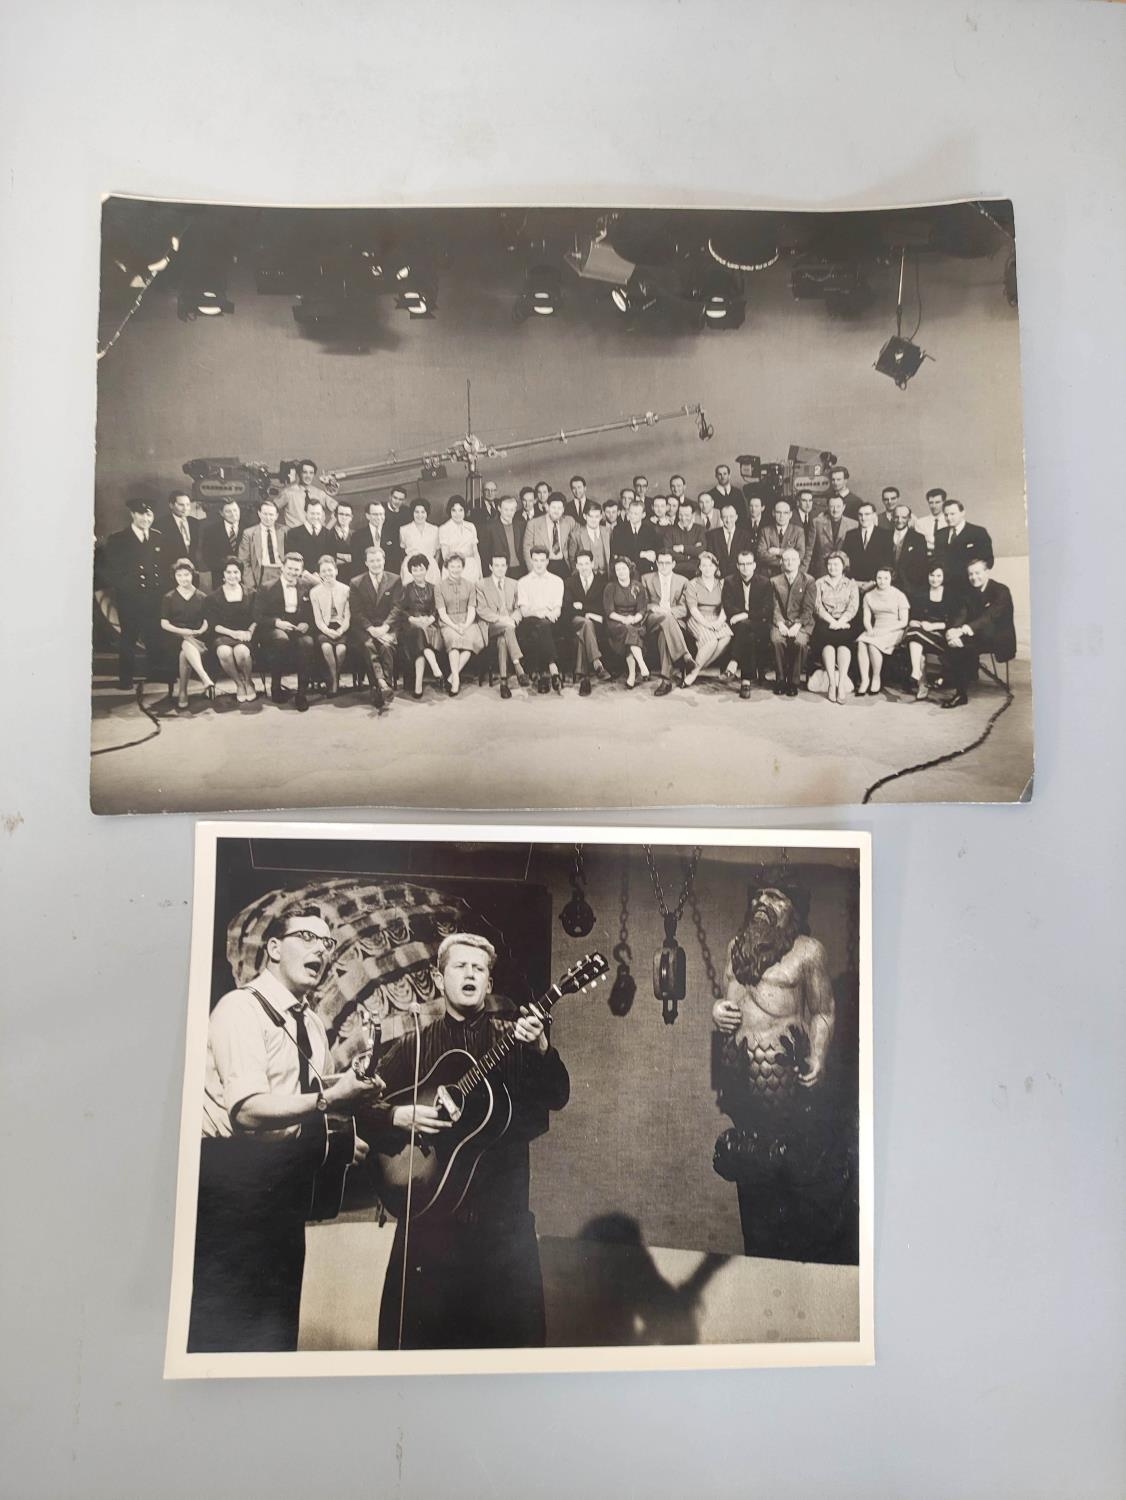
[398,499,441,586]
[683,550,732,686]
[309,553,351,696]
[856,565,910,695]
[435,552,486,696]
[437,497,482,584]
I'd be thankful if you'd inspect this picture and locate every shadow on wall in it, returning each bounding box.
[543,1213,727,1346]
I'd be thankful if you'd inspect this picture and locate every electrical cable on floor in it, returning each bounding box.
[861,686,1014,804]
[90,682,164,756]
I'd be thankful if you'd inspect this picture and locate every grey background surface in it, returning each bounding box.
[0,2,1123,1497]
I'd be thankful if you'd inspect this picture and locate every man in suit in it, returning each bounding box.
[348,544,401,708]
[567,500,612,576]
[705,462,747,523]
[189,906,380,1354]
[809,495,857,577]
[351,499,402,579]
[889,503,928,595]
[254,552,315,710]
[667,474,689,515]
[285,498,330,584]
[600,497,621,535]
[794,491,819,557]
[770,547,817,696]
[166,491,202,567]
[480,494,527,580]
[474,552,529,698]
[842,502,894,591]
[707,502,752,578]
[533,481,552,516]
[696,491,719,537]
[321,499,354,578]
[238,498,285,590]
[523,494,576,580]
[935,500,994,600]
[942,559,1016,708]
[201,498,246,586]
[667,498,706,578]
[564,475,590,526]
[102,497,167,688]
[915,487,949,554]
[642,550,692,694]
[518,487,537,524]
[563,550,609,695]
[632,475,650,513]
[743,494,767,555]
[278,459,333,531]
[757,499,811,578]
[877,486,902,530]
[611,496,659,572]
[828,465,862,521]
[721,550,774,696]
[470,478,499,525]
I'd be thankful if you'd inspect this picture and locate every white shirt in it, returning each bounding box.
[516,570,564,619]
[658,572,673,609]
[282,581,299,611]
[259,524,280,564]
[916,514,947,551]
[174,516,192,549]
[202,969,329,1138]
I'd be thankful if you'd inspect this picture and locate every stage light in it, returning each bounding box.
[513,264,562,322]
[610,268,657,321]
[706,213,781,273]
[177,283,233,321]
[396,284,436,319]
[874,335,928,389]
[395,263,411,281]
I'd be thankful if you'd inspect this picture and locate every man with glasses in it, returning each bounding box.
[190,907,382,1352]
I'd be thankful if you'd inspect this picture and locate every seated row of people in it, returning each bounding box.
[156,536,1014,714]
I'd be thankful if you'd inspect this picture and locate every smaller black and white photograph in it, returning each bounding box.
[165,823,872,1377]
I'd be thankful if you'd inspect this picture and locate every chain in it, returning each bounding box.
[643,845,702,923]
[687,887,723,1000]
[571,843,586,900]
[615,859,631,966]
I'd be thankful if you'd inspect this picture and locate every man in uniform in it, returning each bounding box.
[102,498,167,689]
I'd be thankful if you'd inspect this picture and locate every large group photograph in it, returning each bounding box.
[92,197,1031,814]
[165,824,872,1377]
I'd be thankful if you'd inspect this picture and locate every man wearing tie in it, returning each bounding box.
[935,500,994,601]
[611,496,659,573]
[642,550,691,695]
[810,495,857,577]
[706,463,747,523]
[942,558,1016,708]
[915,487,949,554]
[842,501,894,591]
[707,502,751,579]
[352,499,402,578]
[348,545,401,709]
[877,486,903,530]
[565,475,589,526]
[757,499,811,578]
[286,498,328,585]
[474,553,529,699]
[668,498,706,578]
[721,550,774,696]
[279,459,333,530]
[238,498,285,590]
[794,491,819,555]
[567,500,611,575]
[201,498,246,587]
[254,552,315,710]
[167,491,201,567]
[523,494,576,581]
[563,550,608,695]
[770,547,817,696]
[480,494,527,580]
[744,494,767,555]
[889,503,928,594]
[323,499,354,578]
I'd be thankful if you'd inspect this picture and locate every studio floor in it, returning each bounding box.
[90,559,1033,814]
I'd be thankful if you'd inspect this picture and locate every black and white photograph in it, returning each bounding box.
[165,823,872,1376]
[92,198,1031,814]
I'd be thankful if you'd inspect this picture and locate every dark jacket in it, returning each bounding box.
[348,571,402,641]
[102,524,168,599]
[842,525,895,584]
[721,573,774,635]
[952,579,1016,660]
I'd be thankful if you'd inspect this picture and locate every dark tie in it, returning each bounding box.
[552,522,561,556]
[266,529,277,564]
[227,524,236,544]
[292,1003,314,1093]
[180,519,190,548]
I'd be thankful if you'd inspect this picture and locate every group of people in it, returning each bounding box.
[97,457,1015,714]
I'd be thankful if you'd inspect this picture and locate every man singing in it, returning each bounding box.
[190,907,381,1352]
[371,933,570,1350]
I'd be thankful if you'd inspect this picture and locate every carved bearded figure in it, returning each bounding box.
[711,881,853,1264]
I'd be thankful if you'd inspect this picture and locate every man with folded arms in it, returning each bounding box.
[481,494,527,581]
[348,545,401,709]
[642,549,691,695]
[523,493,575,581]
[668,498,705,578]
[567,499,611,576]
[770,547,817,696]
[475,553,529,699]
[757,499,810,579]
[722,550,774,697]
[563,550,609,696]
[516,546,564,693]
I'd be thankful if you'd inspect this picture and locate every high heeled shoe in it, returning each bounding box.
[203,683,215,703]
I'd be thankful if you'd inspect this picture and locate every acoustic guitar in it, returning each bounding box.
[375,951,608,1222]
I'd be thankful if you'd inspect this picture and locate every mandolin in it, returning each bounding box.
[375,951,607,1222]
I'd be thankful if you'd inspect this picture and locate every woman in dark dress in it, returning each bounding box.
[161,557,215,710]
[208,556,257,704]
[602,557,650,688]
[904,562,956,700]
[400,553,446,699]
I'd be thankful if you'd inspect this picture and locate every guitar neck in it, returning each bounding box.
[454,984,563,1095]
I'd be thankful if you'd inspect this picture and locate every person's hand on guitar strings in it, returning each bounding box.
[323,1069,384,1109]
[391,1104,452,1136]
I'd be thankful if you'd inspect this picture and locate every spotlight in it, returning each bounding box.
[513,264,561,322]
[177,284,233,321]
[692,266,745,330]
[610,268,657,321]
[395,263,411,282]
[396,283,436,319]
[874,335,929,389]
